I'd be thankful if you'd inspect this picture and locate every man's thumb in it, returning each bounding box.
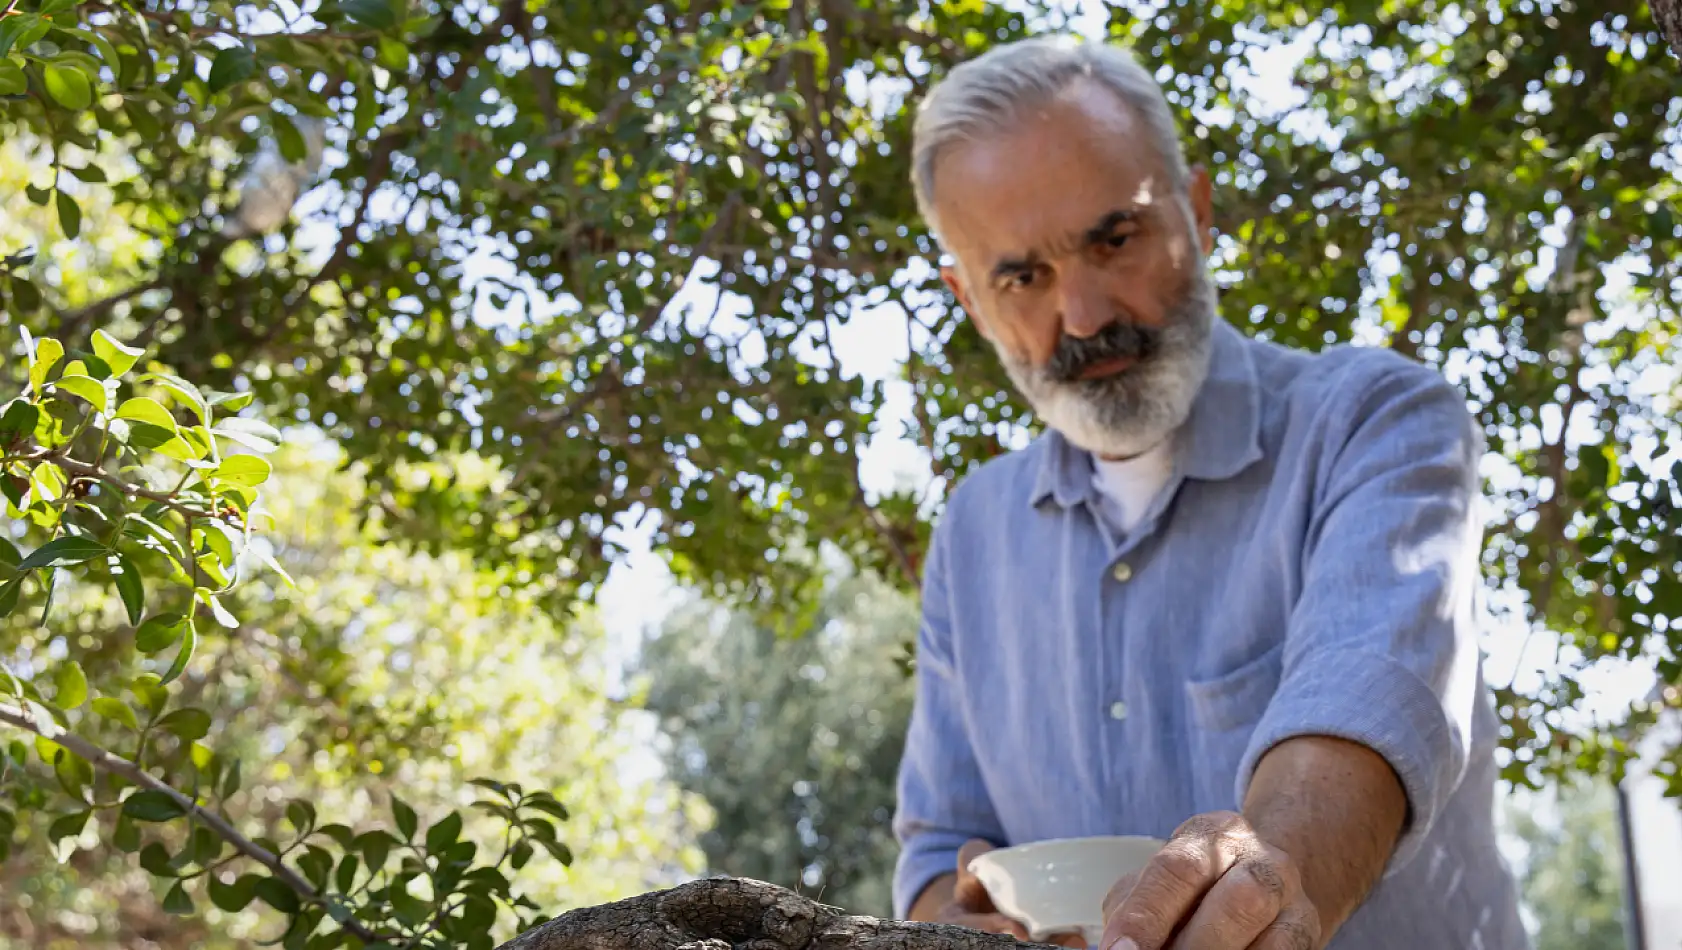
[953,839,1000,910]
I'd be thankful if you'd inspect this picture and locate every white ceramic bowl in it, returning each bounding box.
[967,835,1165,944]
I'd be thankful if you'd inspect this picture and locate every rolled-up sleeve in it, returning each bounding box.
[1234,359,1486,875]
[891,509,1006,918]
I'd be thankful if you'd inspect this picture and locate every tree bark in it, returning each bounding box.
[1655,0,1682,58]
[497,878,1055,950]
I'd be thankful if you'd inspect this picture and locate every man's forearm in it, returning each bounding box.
[1242,735,1408,939]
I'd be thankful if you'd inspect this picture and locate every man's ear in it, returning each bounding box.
[1188,163,1215,256]
[941,263,991,340]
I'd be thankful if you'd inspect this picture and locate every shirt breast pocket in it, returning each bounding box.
[1182,642,1284,812]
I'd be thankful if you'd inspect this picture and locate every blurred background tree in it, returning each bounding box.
[3,0,1681,943]
[1503,779,1631,950]
[638,561,914,917]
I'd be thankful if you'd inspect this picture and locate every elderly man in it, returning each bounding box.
[891,36,1527,950]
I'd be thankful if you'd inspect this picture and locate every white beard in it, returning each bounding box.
[995,262,1217,458]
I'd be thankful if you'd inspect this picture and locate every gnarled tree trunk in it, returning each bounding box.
[497,878,1055,950]
[1655,0,1682,58]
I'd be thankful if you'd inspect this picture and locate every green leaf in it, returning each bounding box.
[124,100,160,139]
[48,809,90,843]
[92,329,144,376]
[200,590,238,629]
[113,554,144,625]
[424,811,461,852]
[55,191,81,240]
[0,61,25,96]
[157,707,212,742]
[52,373,105,412]
[297,845,332,887]
[130,674,168,716]
[28,336,63,393]
[17,535,105,570]
[253,876,301,913]
[220,757,242,798]
[212,454,272,487]
[509,838,533,870]
[91,696,139,729]
[207,390,254,412]
[275,113,306,164]
[137,372,208,422]
[259,546,295,587]
[523,794,569,821]
[0,537,19,569]
[0,578,19,618]
[337,0,399,31]
[0,400,40,441]
[535,838,573,866]
[213,416,282,452]
[159,619,197,685]
[207,46,254,92]
[115,396,177,432]
[139,841,174,875]
[53,661,87,709]
[43,62,92,109]
[0,14,32,58]
[391,796,417,840]
[162,881,194,915]
[24,184,51,206]
[209,873,258,912]
[355,830,393,872]
[286,799,316,833]
[123,789,187,822]
[135,613,186,653]
[112,813,140,852]
[68,163,107,184]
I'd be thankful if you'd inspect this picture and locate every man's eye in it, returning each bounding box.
[1104,233,1130,249]
[1003,269,1037,290]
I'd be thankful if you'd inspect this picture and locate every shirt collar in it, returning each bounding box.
[1029,318,1264,509]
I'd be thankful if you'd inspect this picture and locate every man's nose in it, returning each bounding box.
[1058,268,1114,339]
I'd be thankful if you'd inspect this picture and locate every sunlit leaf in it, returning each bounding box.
[43,63,91,109]
[212,454,272,487]
[17,535,105,571]
[92,330,144,377]
[159,618,197,684]
[52,661,87,709]
[157,707,212,742]
[91,696,139,730]
[134,612,187,653]
[51,374,105,412]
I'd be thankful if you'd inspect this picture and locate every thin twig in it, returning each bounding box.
[0,702,381,944]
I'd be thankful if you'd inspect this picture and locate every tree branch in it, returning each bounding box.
[0,701,381,945]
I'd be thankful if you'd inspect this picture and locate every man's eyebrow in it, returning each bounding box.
[1083,208,1139,244]
[989,250,1044,282]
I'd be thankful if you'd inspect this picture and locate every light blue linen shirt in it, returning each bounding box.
[892,318,1528,949]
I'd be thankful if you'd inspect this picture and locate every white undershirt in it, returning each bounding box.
[1089,441,1175,536]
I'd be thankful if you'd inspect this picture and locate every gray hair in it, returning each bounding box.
[911,36,1190,240]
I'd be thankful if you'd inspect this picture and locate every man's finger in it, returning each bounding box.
[1101,870,1142,921]
[1100,827,1242,949]
[953,839,1001,911]
[1169,855,1290,949]
[1246,902,1321,950]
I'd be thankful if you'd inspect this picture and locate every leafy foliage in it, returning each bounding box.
[1502,779,1630,950]
[0,327,697,947]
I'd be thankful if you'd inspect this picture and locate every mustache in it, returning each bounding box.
[1043,320,1163,383]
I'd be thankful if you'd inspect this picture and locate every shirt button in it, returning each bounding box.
[1112,562,1133,582]
[1109,701,1128,721]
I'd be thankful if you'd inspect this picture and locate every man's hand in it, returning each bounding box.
[1097,812,1322,950]
[908,839,1086,947]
